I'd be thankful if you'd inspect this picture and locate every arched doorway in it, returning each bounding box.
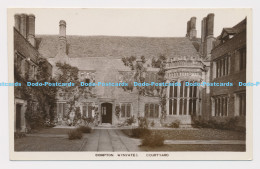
[101,103,112,124]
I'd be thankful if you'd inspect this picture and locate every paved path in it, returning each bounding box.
[81,129,245,152]
[82,129,141,152]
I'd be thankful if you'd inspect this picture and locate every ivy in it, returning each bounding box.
[121,55,167,122]
[55,62,95,122]
[15,58,57,130]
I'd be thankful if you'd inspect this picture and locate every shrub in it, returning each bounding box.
[192,117,244,131]
[132,127,151,138]
[169,120,180,128]
[68,129,83,140]
[138,117,149,128]
[142,133,165,147]
[14,132,26,139]
[77,126,92,133]
[150,120,155,127]
[125,116,136,126]
[224,117,239,130]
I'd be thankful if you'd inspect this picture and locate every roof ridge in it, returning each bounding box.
[36,34,188,39]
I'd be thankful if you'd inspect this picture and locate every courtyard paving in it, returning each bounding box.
[16,128,246,151]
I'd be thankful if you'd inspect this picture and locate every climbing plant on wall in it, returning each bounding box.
[55,62,95,123]
[121,54,167,122]
[14,58,57,130]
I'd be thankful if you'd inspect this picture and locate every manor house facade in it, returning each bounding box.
[14,13,247,128]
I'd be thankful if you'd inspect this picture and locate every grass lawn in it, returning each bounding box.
[15,136,86,151]
[140,144,246,151]
[122,128,245,140]
[33,128,75,134]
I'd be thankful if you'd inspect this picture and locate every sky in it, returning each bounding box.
[9,8,250,37]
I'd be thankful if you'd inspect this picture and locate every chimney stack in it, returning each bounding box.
[201,17,206,43]
[27,14,36,47]
[186,21,190,37]
[58,20,67,55]
[186,17,197,39]
[20,14,27,37]
[206,13,214,36]
[199,13,215,59]
[189,17,197,39]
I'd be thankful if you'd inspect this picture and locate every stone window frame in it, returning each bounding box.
[168,80,200,116]
[57,102,66,118]
[82,102,94,118]
[234,91,246,117]
[119,103,132,118]
[144,103,160,118]
[213,54,230,79]
[238,46,247,71]
[211,95,229,117]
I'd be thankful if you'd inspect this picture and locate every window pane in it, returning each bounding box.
[184,82,188,97]
[173,99,177,115]
[121,104,125,117]
[180,81,183,97]
[179,99,183,115]
[169,99,172,115]
[88,104,92,118]
[169,85,173,98]
[227,56,229,75]
[220,60,222,77]
[127,104,131,117]
[150,104,154,117]
[83,106,87,117]
[155,104,159,118]
[145,104,149,117]
[193,99,196,115]
[193,86,197,98]
[184,99,187,115]
[223,58,226,76]
[189,84,193,97]
[216,61,219,78]
[218,98,221,116]
[174,82,177,97]
[189,99,192,115]
[243,94,246,116]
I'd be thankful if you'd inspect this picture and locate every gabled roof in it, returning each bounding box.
[220,28,238,39]
[214,18,246,47]
[35,35,200,59]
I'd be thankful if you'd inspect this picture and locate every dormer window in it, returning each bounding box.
[220,28,237,44]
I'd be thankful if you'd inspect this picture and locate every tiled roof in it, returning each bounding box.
[222,28,238,35]
[36,35,200,59]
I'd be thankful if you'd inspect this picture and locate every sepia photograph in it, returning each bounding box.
[8,8,252,160]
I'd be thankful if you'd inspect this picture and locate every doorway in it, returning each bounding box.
[16,104,22,131]
[101,103,112,124]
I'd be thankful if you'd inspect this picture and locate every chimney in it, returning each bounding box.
[14,14,21,31]
[189,17,197,39]
[204,13,215,58]
[186,21,190,37]
[206,13,214,36]
[27,14,36,47]
[20,14,27,37]
[58,20,67,55]
[200,17,207,56]
[201,17,207,43]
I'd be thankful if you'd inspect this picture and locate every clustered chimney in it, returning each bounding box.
[186,17,197,39]
[200,13,215,59]
[14,13,36,47]
[58,20,67,55]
